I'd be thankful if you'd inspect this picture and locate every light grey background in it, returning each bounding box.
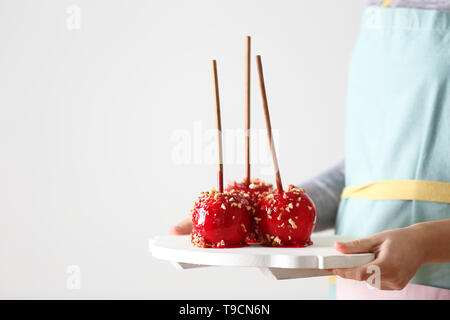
[0,0,365,299]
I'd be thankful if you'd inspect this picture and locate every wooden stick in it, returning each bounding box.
[211,60,224,192]
[256,55,283,193]
[244,36,251,185]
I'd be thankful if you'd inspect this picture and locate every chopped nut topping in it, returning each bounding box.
[288,203,293,209]
[288,218,298,229]
[191,232,206,248]
[229,197,234,202]
[273,236,281,246]
[277,213,282,220]
[308,206,312,211]
[241,224,247,232]
[221,204,226,210]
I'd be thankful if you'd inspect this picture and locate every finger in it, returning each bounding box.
[170,216,192,235]
[331,265,371,282]
[331,259,381,283]
[334,236,377,254]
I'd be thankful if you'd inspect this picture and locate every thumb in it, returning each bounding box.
[334,236,377,254]
[170,216,193,235]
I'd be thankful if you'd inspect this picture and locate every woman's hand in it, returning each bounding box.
[170,216,192,235]
[330,225,426,290]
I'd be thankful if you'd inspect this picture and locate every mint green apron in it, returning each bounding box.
[336,7,450,290]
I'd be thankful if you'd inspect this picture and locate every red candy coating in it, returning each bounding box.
[191,189,252,248]
[226,178,273,244]
[225,178,273,206]
[254,185,316,247]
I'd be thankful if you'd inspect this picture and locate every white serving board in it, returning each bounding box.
[149,235,375,280]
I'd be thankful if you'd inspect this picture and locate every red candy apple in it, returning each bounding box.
[226,178,273,244]
[191,189,253,248]
[226,178,273,206]
[255,185,316,247]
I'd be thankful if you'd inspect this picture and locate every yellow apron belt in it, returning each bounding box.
[381,0,394,8]
[341,180,450,204]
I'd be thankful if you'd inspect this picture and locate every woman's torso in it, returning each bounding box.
[336,7,450,290]
[368,0,450,12]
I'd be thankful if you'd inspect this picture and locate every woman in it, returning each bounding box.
[172,0,450,299]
